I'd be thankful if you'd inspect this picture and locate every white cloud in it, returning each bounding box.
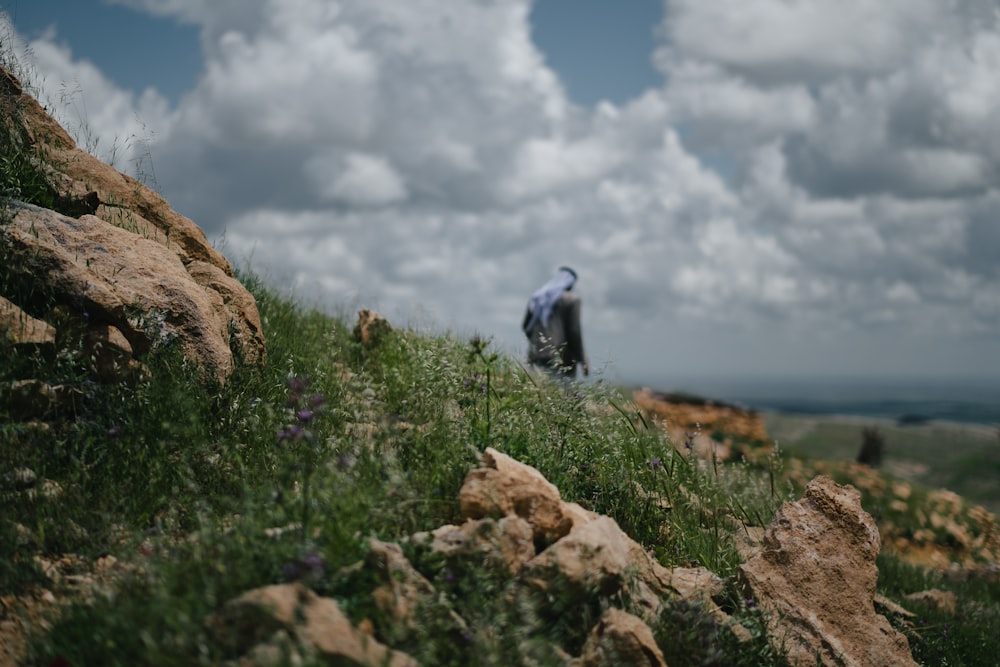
[308,152,409,207]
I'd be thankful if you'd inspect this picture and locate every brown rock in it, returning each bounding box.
[208,583,417,667]
[0,65,265,379]
[4,203,236,382]
[904,589,958,614]
[2,65,230,272]
[0,296,55,346]
[459,447,574,547]
[578,607,667,667]
[363,539,438,630]
[411,515,537,575]
[353,308,393,348]
[521,515,678,622]
[740,475,918,667]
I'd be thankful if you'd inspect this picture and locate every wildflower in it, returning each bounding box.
[296,408,314,423]
[309,393,326,409]
[107,425,120,438]
[650,457,662,469]
[443,569,456,584]
[745,598,756,608]
[303,551,325,577]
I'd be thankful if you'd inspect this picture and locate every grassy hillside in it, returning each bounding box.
[0,266,998,664]
[765,413,1000,515]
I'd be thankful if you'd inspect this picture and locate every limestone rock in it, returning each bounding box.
[578,608,667,667]
[410,515,537,575]
[207,583,417,667]
[0,65,265,381]
[0,296,55,346]
[740,475,918,667]
[459,447,574,547]
[4,203,236,382]
[904,589,957,614]
[353,308,392,348]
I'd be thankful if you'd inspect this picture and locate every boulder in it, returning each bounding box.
[207,583,417,667]
[739,475,918,666]
[0,296,55,346]
[4,203,238,382]
[578,608,668,667]
[459,447,577,547]
[353,308,392,348]
[0,65,264,383]
[409,515,537,575]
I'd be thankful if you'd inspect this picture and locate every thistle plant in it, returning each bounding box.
[464,335,499,446]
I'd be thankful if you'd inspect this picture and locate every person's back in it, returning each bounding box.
[522,267,588,381]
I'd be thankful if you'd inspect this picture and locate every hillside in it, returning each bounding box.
[3,63,1000,666]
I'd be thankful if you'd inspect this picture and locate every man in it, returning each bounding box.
[522,266,589,383]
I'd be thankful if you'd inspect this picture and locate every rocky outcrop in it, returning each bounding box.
[209,454,925,666]
[0,65,264,386]
[216,449,766,665]
[633,388,772,462]
[4,202,238,382]
[740,475,918,667]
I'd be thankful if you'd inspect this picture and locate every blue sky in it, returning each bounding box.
[2,0,998,389]
[5,0,663,106]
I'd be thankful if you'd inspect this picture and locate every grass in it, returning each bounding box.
[3,38,1000,665]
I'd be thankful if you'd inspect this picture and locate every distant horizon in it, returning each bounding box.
[617,371,1000,425]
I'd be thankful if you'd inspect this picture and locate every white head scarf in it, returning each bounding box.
[523,267,577,334]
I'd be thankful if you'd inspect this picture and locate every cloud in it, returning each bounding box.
[307,152,409,207]
[10,0,1000,380]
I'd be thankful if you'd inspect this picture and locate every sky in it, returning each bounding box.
[1,0,999,392]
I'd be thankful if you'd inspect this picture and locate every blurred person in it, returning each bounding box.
[522,266,589,384]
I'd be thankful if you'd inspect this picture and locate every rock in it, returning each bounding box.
[739,475,918,667]
[459,447,575,547]
[522,515,664,601]
[353,308,392,348]
[1,379,82,420]
[0,296,55,346]
[0,65,265,382]
[410,515,537,575]
[578,607,668,667]
[904,589,958,614]
[207,583,417,667]
[4,203,238,383]
[82,323,145,383]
